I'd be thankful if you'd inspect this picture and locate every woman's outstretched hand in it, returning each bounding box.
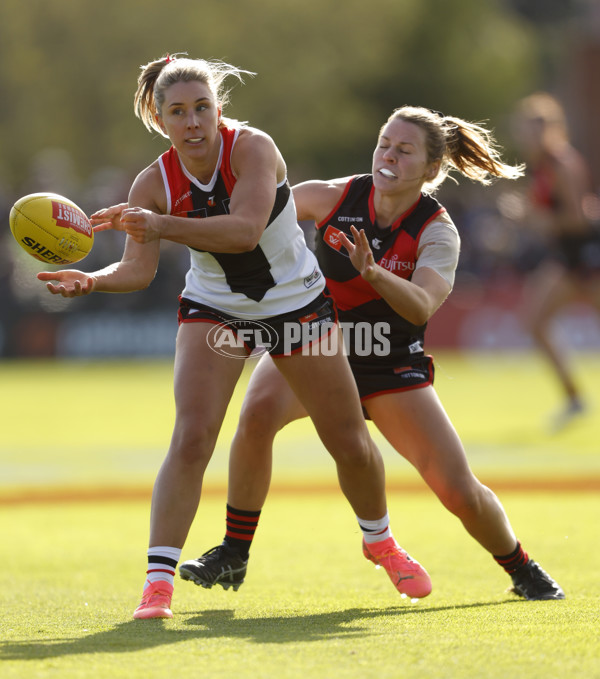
[37,270,95,297]
[339,225,378,282]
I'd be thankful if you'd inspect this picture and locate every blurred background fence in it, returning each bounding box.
[1,0,599,358]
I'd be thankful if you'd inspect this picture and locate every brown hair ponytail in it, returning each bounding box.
[443,116,524,184]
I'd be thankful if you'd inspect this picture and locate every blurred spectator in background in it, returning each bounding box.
[510,92,600,430]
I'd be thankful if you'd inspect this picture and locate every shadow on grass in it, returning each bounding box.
[1,600,521,660]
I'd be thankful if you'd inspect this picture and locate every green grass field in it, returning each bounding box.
[1,352,599,678]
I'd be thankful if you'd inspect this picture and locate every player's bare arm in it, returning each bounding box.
[292,178,352,222]
[139,129,280,253]
[340,225,451,326]
[37,169,162,297]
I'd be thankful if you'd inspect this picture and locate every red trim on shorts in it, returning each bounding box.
[177,312,224,327]
[177,314,253,354]
[360,380,431,402]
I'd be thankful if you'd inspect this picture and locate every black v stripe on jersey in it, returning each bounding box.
[185,177,294,302]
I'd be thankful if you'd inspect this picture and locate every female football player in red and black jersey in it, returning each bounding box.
[37,56,432,617]
[512,92,600,430]
[184,106,564,601]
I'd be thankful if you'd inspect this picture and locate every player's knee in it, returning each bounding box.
[237,392,288,441]
[438,480,485,520]
[169,419,220,467]
[326,428,375,468]
[233,413,276,457]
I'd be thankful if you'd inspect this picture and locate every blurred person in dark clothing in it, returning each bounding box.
[512,92,600,430]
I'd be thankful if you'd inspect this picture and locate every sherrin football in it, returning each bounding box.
[9,192,94,265]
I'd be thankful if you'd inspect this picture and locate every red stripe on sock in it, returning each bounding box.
[225,530,254,541]
[227,513,260,526]
[370,526,389,536]
[494,543,529,573]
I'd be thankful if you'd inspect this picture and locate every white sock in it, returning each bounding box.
[144,546,182,588]
[357,513,392,544]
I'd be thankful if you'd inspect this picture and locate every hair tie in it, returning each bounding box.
[165,54,174,64]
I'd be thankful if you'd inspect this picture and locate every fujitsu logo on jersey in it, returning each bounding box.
[379,253,414,273]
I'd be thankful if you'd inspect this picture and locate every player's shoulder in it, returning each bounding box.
[421,209,460,247]
[296,175,355,195]
[231,124,283,177]
[235,124,277,151]
[432,206,456,228]
[131,161,163,192]
[292,176,356,222]
[325,175,357,190]
[557,144,589,178]
[543,146,579,174]
[129,161,166,212]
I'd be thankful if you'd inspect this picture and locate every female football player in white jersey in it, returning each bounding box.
[37,56,431,618]
[186,106,565,602]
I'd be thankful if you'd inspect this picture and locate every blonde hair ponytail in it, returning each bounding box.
[133,53,254,137]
